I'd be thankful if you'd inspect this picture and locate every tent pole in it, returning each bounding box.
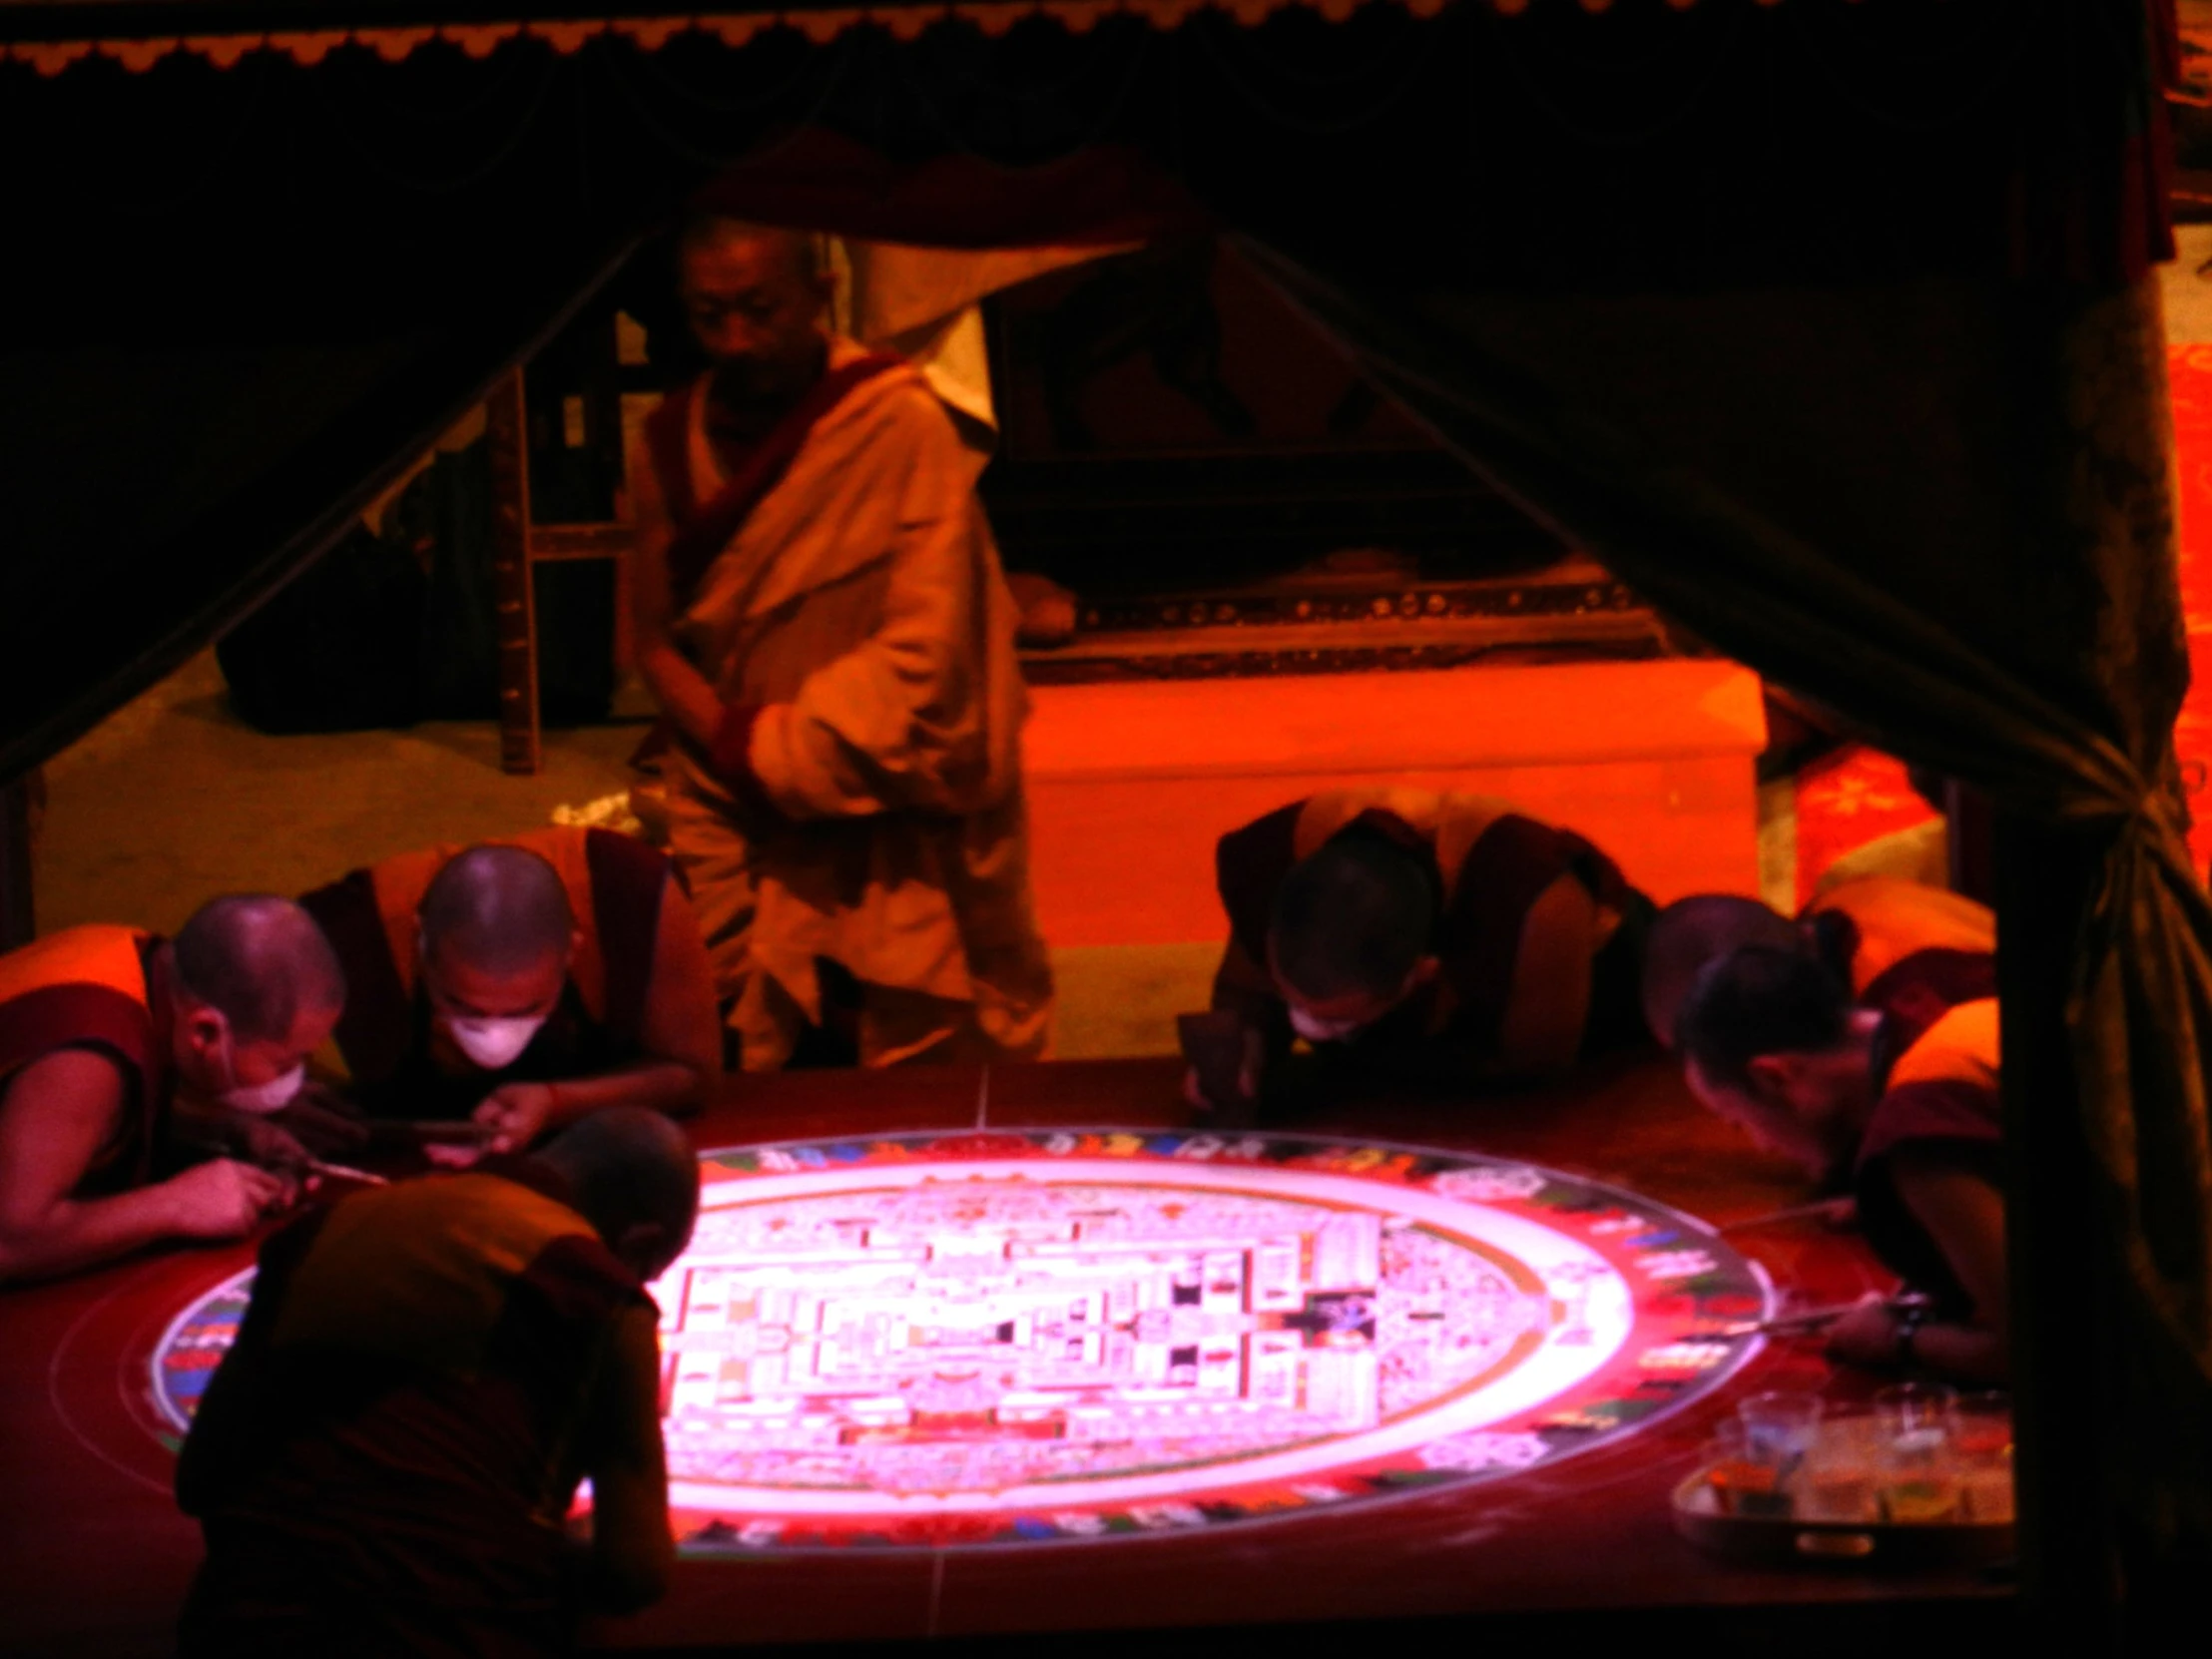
[1994,812,2122,1641]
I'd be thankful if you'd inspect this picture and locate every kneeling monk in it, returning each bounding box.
[1675,941,2003,1383]
[1183,789,1653,1114]
[630,215,1053,1070]
[0,896,341,1283]
[299,830,720,1152]
[178,1108,699,1656]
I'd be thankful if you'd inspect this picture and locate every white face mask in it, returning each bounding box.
[216,1027,306,1115]
[1288,1004,1366,1045]
[443,1013,547,1071]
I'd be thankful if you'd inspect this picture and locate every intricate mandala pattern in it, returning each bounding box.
[152,1129,1772,1552]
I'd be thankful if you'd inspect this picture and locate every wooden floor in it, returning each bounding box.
[0,1055,2011,1657]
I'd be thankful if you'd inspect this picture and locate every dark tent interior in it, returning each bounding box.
[0,0,2204,1651]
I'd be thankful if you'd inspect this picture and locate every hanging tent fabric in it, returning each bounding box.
[0,0,2203,1630]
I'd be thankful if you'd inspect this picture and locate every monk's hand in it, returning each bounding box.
[165,1159,297,1240]
[231,1115,313,1175]
[1823,1293,1907,1368]
[1178,1017,1266,1125]
[472,1083,560,1156]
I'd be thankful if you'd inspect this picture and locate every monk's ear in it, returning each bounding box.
[612,1219,674,1282]
[1744,1053,1798,1104]
[1407,955,1442,990]
[180,1002,229,1064]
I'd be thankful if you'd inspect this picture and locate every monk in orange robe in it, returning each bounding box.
[1185,788,1653,1113]
[630,217,1052,1069]
[299,830,719,1153]
[1676,941,2003,1382]
[178,1108,696,1655]
[0,895,341,1283]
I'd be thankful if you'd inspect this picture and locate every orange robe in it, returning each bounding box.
[1211,788,1650,1082]
[1854,948,2001,1317]
[636,341,1053,1069]
[299,827,678,1117]
[0,925,167,1194]
[1802,876,1995,995]
[178,1160,662,1655]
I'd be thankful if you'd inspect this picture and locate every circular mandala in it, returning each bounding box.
[152,1129,1772,1552]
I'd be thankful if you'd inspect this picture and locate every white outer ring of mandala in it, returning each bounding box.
[147,1132,1775,1547]
[661,1156,1646,1517]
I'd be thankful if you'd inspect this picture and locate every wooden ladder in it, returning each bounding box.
[485,366,635,776]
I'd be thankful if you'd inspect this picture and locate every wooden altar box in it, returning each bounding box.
[1022,659,1766,947]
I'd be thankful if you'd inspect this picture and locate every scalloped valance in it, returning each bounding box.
[0,0,1511,77]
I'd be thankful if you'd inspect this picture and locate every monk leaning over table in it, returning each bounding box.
[298,830,720,1154]
[630,215,1053,1070]
[0,895,341,1284]
[1182,788,1655,1116]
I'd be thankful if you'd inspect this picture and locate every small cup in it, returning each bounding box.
[1738,1390,1825,1464]
[1873,1386,1960,1523]
[1699,1419,1792,1518]
[1874,1381,1958,1440]
[1797,1417,1882,1525]
[1951,1392,2013,1523]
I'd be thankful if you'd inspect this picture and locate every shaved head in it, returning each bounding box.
[1271,832,1435,1004]
[172,894,345,1042]
[1676,945,1853,1097]
[1641,894,1803,1051]
[417,846,574,979]
[678,214,822,285]
[540,1107,701,1276]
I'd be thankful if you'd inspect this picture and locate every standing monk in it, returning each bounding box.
[0,895,342,1283]
[631,216,1053,1069]
[299,831,720,1152]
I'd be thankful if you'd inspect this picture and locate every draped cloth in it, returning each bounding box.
[1236,245,2212,1595]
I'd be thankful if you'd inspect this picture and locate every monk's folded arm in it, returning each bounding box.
[1488,873,1600,1083]
[580,1304,678,1615]
[1890,1152,2009,1383]
[748,414,1001,820]
[509,877,722,1125]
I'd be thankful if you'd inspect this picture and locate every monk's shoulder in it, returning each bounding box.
[848,370,965,459]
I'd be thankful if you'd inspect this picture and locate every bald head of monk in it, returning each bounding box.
[677,215,832,415]
[1267,831,1441,1043]
[165,894,346,1110]
[538,1106,701,1283]
[416,846,580,1075]
[1640,894,1805,1052]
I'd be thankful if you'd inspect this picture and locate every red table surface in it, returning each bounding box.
[0,1056,2006,1657]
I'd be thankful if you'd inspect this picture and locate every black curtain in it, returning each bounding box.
[0,0,2163,780]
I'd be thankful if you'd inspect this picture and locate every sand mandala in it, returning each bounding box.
[153,1128,1772,1551]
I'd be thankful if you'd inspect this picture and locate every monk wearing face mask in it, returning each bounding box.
[298,831,721,1156]
[1182,789,1654,1119]
[0,894,342,1284]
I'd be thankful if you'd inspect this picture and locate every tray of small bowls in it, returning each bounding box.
[1672,1384,2014,1568]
